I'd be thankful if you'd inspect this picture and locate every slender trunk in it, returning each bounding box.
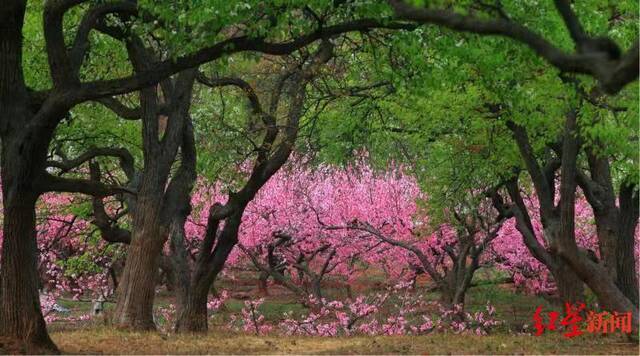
[616,183,639,306]
[311,278,323,299]
[175,213,242,333]
[439,288,457,306]
[258,272,270,296]
[169,219,192,321]
[454,257,481,307]
[112,198,165,330]
[439,241,478,308]
[158,255,175,291]
[174,250,220,333]
[440,270,470,307]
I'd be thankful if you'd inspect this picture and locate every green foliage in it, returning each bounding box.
[18,0,639,246]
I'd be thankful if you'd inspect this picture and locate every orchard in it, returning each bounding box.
[0,0,638,354]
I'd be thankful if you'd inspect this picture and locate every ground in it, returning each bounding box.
[51,329,638,354]
[47,268,640,354]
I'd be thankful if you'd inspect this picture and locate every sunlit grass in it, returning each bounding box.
[50,327,638,355]
[45,269,640,354]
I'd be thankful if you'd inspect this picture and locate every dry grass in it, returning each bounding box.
[51,328,639,355]
[44,270,639,354]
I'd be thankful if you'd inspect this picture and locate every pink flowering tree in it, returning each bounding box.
[226,157,509,308]
[331,186,511,308]
[233,158,419,299]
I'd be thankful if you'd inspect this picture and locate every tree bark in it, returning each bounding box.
[0,187,58,353]
[578,148,638,307]
[169,218,192,321]
[439,272,460,306]
[585,152,619,277]
[549,257,584,305]
[174,277,210,332]
[112,197,165,329]
[0,2,58,350]
[555,109,638,332]
[616,183,639,306]
[107,67,196,330]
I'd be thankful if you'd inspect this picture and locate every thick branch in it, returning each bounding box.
[96,97,143,120]
[388,0,638,94]
[71,19,414,103]
[46,146,135,178]
[88,161,132,244]
[553,0,587,46]
[506,121,555,218]
[38,172,134,197]
[69,1,137,73]
[326,222,444,284]
[505,178,556,269]
[44,0,86,87]
[196,73,265,115]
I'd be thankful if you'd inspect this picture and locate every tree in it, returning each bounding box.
[169,42,334,332]
[0,0,411,350]
[235,156,508,308]
[364,0,639,329]
[491,187,603,299]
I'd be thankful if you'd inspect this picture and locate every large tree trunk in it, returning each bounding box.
[170,212,202,332]
[112,197,165,329]
[581,152,638,306]
[173,53,323,333]
[560,248,639,331]
[0,2,58,349]
[174,277,210,332]
[549,257,584,306]
[592,210,618,277]
[585,152,620,277]
[0,186,58,353]
[1,3,58,343]
[556,111,638,333]
[110,69,196,330]
[174,246,221,333]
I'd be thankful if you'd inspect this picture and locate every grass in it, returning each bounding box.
[44,269,640,354]
[50,328,639,354]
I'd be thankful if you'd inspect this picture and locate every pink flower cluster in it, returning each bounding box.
[1,189,119,300]
[276,283,501,336]
[228,298,273,335]
[207,290,230,311]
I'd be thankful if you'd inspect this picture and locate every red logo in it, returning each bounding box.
[533,302,632,338]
